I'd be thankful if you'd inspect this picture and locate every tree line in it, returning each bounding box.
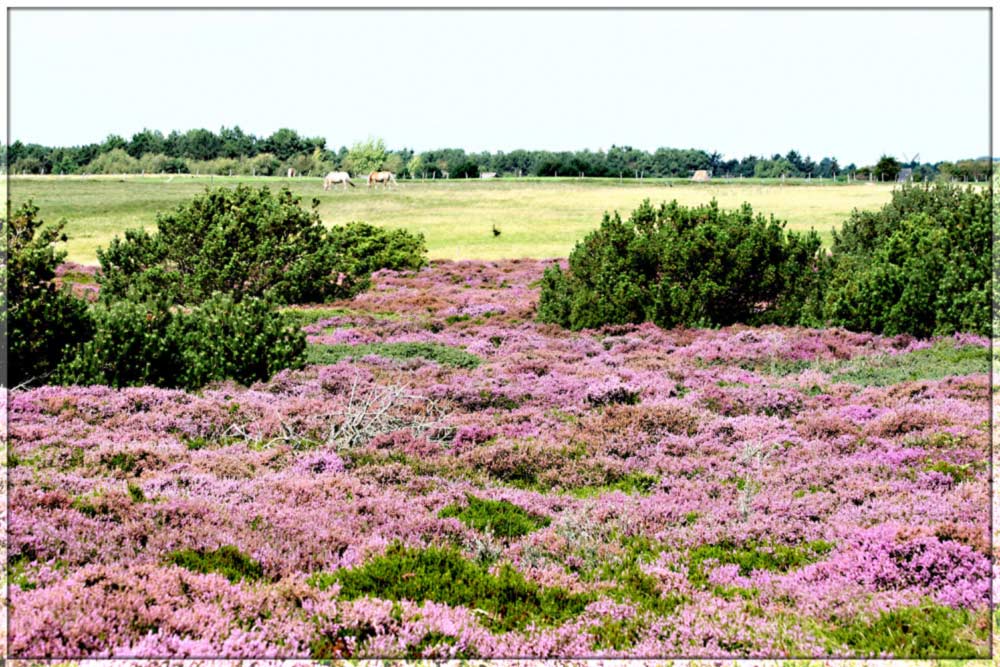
[3,126,993,182]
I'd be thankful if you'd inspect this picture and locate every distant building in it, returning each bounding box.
[897,168,913,183]
[691,170,712,182]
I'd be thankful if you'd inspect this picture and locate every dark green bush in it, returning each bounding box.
[56,293,305,389]
[538,199,822,330]
[5,202,95,386]
[327,221,427,291]
[96,186,331,304]
[438,495,551,538]
[98,186,427,306]
[309,543,590,633]
[821,182,990,337]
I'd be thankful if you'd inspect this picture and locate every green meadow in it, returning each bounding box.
[6,175,900,264]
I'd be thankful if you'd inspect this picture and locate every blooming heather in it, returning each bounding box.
[8,259,991,658]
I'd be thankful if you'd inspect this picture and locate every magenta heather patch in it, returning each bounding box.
[8,259,990,658]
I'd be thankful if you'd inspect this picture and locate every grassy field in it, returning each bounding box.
[5,175,901,264]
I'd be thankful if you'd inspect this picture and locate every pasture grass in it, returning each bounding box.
[7,175,902,264]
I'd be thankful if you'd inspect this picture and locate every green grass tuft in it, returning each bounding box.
[308,543,591,633]
[279,306,398,328]
[166,545,265,583]
[564,472,660,498]
[306,342,482,369]
[438,495,551,538]
[687,540,835,588]
[127,482,146,503]
[825,603,989,658]
[761,341,988,386]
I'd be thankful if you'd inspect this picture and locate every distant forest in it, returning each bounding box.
[3,126,993,182]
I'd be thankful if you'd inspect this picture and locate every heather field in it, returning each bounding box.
[7,259,993,659]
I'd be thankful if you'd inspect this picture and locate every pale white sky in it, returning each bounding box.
[9,8,991,164]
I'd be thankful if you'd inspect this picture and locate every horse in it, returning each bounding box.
[367,171,398,189]
[323,171,355,190]
[287,168,296,178]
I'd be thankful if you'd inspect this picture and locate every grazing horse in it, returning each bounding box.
[323,171,355,191]
[367,171,398,189]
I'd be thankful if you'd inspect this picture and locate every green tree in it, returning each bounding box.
[180,128,223,161]
[83,148,141,174]
[127,129,165,158]
[264,128,310,161]
[407,154,424,178]
[382,153,404,175]
[874,155,902,182]
[343,138,387,175]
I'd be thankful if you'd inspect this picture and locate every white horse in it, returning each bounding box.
[323,171,355,190]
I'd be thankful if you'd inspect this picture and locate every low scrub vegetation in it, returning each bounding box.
[438,495,551,538]
[8,185,427,389]
[540,183,989,338]
[6,202,96,386]
[821,182,990,337]
[538,199,823,330]
[166,545,265,583]
[306,341,481,369]
[309,543,591,633]
[56,293,305,389]
[97,185,426,305]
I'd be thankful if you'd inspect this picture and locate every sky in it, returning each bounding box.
[9,8,991,165]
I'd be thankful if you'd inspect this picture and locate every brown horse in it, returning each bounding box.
[367,171,398,189]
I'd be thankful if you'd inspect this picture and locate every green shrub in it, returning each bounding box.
[308,543,591,633]
[98,185,355,305]
[821,183,990,336]
[98,187,427,307]
[305,341,480,369]
[538,199,822,330]
[166,545,265,583]
[438,495,551,538]
[327,221,427,289]
[56,293,305,389]
[826,603,989,658]
[6,202,96,386]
